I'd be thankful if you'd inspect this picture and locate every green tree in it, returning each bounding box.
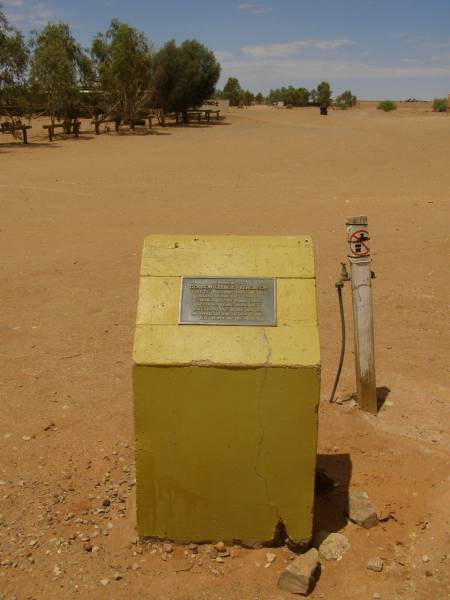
[335,89,357,108]
[222,77,242,106]
[29,22,92,129]
[432,98,448,112]
[254,92,264,104]
[152,39,220,122]
[0,6,28,112]
[91,20,152,122]
[241,89,254,106]
[316,81,332,107]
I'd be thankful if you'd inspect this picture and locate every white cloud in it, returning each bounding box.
[218,55,450,86]
[3,1,61,27]
[214,50,234,61]
[241,38,355,58]
[239,3,272,15]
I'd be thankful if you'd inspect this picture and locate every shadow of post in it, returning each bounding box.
[314,453,352,534]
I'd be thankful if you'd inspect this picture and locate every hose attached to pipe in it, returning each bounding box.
[328,281,346,403]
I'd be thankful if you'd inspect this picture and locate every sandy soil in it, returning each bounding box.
[1,103,449,600]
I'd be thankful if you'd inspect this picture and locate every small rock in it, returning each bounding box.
[266,552,276,564]
[277,548,320,596]
[53,564,62,576]
[422,555,430,563]
[100,578,109,586]
[373,594,381,600]
[92,546,100,553]
[83,543,93,552]
[425,570,433,577]
[367,556,383,572]
[319,533,350,561]
[188,543,198,554]
[215,541,226,552]
[215,557,224,563]
[163,543,174,554]
[205,545,218,559]
[348,490,378,528]
[131,562,139,570]
[113,573,123,581]
[102,499,111,507]
[22,436,31,442]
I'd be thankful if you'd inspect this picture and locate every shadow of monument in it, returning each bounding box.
[313,453,352,534]
[377,386,391,411]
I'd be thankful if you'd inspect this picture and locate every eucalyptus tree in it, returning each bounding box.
[91,20,152,122]
[152,39,220,122]
[29,22,92,129]
[222,77,242,106]
[0,6,28,113]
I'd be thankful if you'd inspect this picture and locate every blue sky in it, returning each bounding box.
[2,0,450,98]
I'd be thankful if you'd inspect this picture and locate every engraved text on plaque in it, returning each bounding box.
[179,277,276,326]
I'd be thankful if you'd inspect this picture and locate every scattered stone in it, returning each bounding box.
[188,543,198,554]
[53,564,62,577]
[373,594,381,600]
[425,570,433,577]
[102,499,111,507]
[83,543,93,552]
[422,555,430,563]
[100,578,109,586]
[131,562,139,570]
[215,541,226,552]
[91,546,100,553]
[22,436,31,442]
[266,552,276,564]
[113,573,123,581]
[163,543,174,554]
[277,548,320,596]
[205,545,218,559]
[318,533,350,561]
[215,557,224,563]
[348,490,378,528]
[367,556,384,572]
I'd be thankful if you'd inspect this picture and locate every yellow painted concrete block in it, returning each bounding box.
[133,235,320,546]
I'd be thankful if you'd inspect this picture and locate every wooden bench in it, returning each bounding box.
[43,120,80,142]
[91,115,152,134]
[203,109,220,121]
[0,122,32,144]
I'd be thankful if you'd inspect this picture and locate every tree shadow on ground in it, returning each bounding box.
[314,453,352,534]
[0,140,59,152]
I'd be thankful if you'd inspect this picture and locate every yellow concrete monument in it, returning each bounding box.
[133,235,320,547]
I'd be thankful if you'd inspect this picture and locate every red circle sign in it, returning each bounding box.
[349,229,370,257]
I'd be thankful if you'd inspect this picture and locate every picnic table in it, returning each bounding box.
[185,109,221,124]
[91,114,152,134]
[0,122,32,144]
[43,120,80,142]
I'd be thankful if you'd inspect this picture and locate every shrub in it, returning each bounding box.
[432,98,448,112]
[335,90,357,108]
[377,100,397,112]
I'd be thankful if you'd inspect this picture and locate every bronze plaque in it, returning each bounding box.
[179,277,277,326]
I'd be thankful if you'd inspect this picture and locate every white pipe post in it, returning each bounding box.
[346,216,377,414]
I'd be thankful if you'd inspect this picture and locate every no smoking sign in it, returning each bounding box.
[347,228,370,257]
